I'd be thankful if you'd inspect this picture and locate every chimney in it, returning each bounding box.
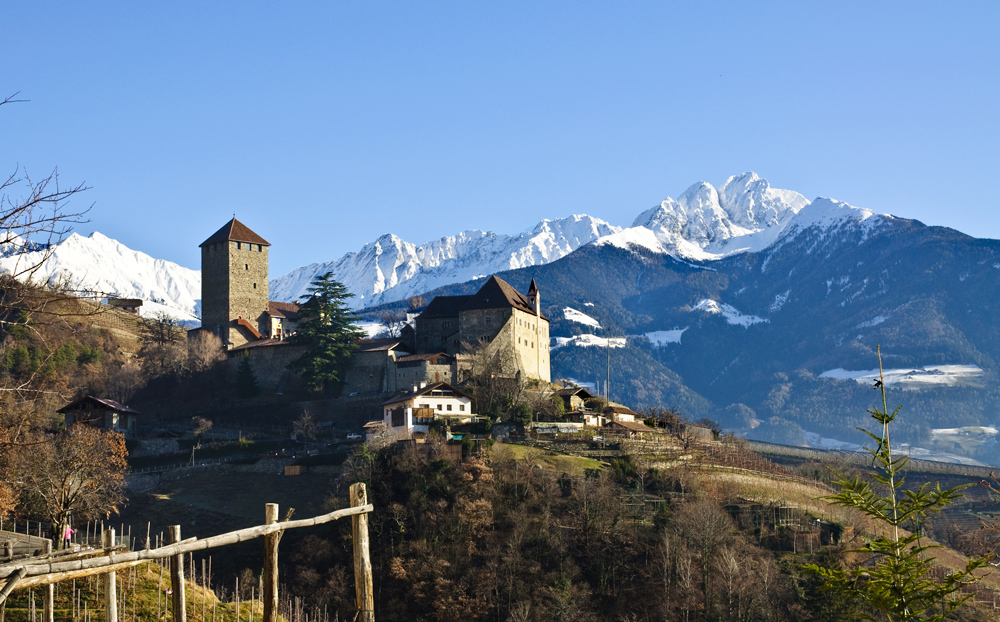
[419,381,426,389]
[412,384,418,393]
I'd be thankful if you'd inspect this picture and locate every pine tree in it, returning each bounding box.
[236,352,259,398]
[290,272,365,393]
[804,346,990,621]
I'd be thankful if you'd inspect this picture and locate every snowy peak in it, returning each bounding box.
[717,172,808,229]
[609,173,871,261]
[0,231,201,322]
[269,214,621,307]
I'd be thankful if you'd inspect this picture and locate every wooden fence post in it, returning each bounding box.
[168,525,186,622]
[350,483,374,622]
[104,530,117,622]
[42,540,54,622]
[262,504,279,622]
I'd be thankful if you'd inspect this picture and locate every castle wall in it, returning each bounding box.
[393,361,454,392]
[461,309,550,382]
[228,240,270,342]
[459,308,510,347]
[343,350,397,396]
[202,239,270,348]
[226,343,306,391]
[201,242,230,339]
[415,316,460,354]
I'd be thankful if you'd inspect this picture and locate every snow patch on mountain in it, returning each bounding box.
[563,307,601,328]
[856,314,889,328]
[551,334,627,349]
[271,214,620,308]
[0,232,201,323]
[643,328,688,346]
[819,365,984,388]
[769,290,791,312]
[691,299,768,327]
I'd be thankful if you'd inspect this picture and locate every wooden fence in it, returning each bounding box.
[0,482,376,622]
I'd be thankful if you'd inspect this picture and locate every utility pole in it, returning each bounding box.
[606,329,611,402]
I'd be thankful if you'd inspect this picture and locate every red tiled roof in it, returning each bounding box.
[228,338,294,353]
[200,218,270,247]
[234,318,263,340]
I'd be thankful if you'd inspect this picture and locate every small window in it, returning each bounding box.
[459,405,465,412]
[447,404,452,411]
[253,283,257,289]
[437,404,442,410]
[245,264,249,270]
[257,244,262,251]
[236,242,241,249]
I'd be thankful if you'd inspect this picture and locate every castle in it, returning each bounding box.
[199,218,549,392]
[200,218,300,348]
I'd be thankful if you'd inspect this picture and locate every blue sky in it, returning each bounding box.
[2,2,998,277]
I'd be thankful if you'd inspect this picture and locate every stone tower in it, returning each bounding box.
[200,218,271,347]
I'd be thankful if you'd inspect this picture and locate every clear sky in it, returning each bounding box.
[3,2,998,277]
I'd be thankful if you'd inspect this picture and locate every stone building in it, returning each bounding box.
[200,218,300,348]
[341,276,551,396]
[413,276,550,382]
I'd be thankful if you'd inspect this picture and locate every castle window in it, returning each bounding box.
[245,264,249,270]
[253,283,257,289]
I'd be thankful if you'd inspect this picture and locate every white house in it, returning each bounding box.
[381,382,478,440]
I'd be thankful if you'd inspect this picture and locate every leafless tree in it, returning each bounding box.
[293,412,318,449]
[13,424,128,549]
[378,309,408,338]
[463,339,526,419]
[407,295,426,313]
[1,93,92,310]
[187,329,224,372]
[106,361,144,404]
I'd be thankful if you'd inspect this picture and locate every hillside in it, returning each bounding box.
[366,213,1000,464]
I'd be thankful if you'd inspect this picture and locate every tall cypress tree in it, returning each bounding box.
[290,272,365,393]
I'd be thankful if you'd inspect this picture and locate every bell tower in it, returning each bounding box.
[200,218,271,347]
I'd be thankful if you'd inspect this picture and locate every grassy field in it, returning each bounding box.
[495,442,605,476]
[2,562,269,622]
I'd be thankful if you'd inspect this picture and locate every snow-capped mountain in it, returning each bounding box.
[596,172,880,261]
[0,173,886,325]
[0,232,201,323]
[270,214,620,307]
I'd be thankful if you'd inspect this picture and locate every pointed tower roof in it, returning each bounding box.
[528,278,538,293]
[200,218,270,247]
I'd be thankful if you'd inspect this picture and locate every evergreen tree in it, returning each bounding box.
[804,347,990,621]
[290,272,365,393]
[236,352,259,398]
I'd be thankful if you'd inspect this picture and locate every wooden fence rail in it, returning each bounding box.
[0,482,376,622]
